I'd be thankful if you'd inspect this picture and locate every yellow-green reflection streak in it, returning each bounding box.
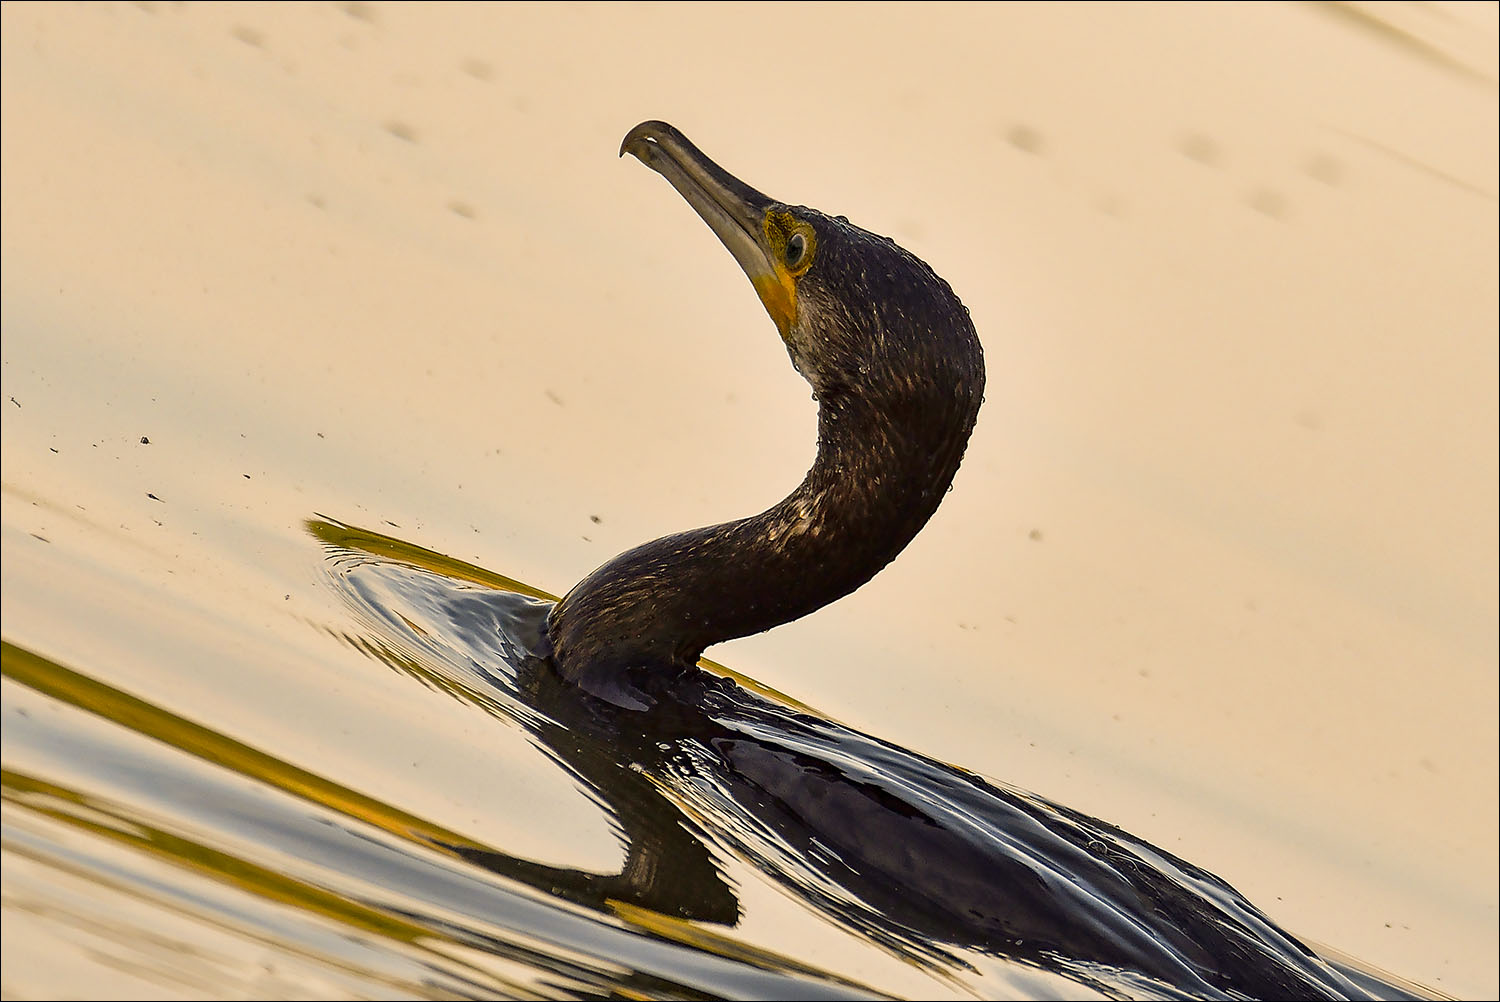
[309,514,556,600]
[306,516,821,715]
[2,769,521,998]
[2,640,486,857]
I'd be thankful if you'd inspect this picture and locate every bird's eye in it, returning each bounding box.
[785,232,807,269]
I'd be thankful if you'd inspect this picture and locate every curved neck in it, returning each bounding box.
[548,379,979,692]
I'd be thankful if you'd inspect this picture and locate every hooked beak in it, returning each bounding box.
[620,121,795,336]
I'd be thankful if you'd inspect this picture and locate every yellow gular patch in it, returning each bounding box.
[753,271,797,338]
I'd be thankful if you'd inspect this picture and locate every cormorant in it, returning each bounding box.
[309,124,1432,999]
[548,121,984,707]
[321,527,1406,1000]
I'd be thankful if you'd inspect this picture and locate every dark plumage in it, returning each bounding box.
[547,122,983,707]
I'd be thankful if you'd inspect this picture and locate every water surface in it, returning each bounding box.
[3,3,1496,998]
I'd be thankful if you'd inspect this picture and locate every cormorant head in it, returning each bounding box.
[621,121,981,409]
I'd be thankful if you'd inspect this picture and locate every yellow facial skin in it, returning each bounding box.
[754,210,818,339]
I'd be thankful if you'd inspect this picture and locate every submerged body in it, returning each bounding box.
[548,122,983,706]
[322,535,1425,1001]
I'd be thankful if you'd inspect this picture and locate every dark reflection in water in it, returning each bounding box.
[2,640,874,999]
[314,518,1438,1002]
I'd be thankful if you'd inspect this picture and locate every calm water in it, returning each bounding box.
[3,3,1495,999]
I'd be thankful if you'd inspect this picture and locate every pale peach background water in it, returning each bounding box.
[2,2,1496,997]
